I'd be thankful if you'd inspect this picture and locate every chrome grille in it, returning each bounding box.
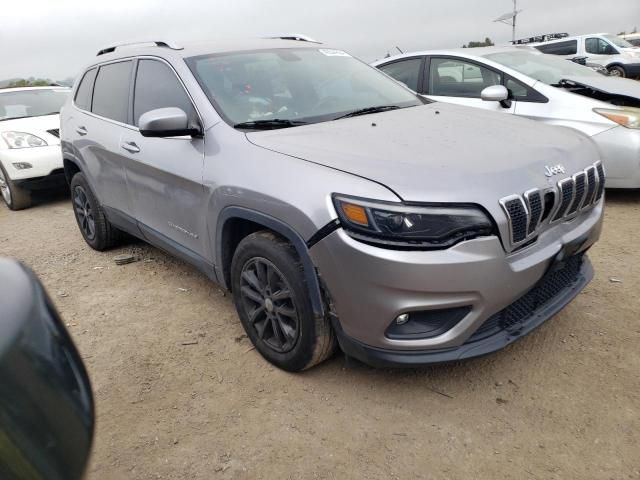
[500,161,604,252]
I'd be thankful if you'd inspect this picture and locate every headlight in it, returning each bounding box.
[1,131,48,149]
[333,194,495,249]
[594,107,640,129]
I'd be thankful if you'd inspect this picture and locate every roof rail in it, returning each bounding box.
[264,34,321,44]
[97,41,183,56]
[512,33,569,45]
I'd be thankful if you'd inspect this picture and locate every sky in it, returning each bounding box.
[1,0,638,81]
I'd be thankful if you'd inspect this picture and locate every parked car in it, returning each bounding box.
[373,46,640,188]
[0,86,70,210]
[621,33,640,47]
[61,38,604,371]
[514,32,640,78]
[0,258,94,480]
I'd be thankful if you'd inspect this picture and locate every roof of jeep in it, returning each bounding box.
[94,38,326,63]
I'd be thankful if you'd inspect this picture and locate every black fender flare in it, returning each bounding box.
[216,206,325,318]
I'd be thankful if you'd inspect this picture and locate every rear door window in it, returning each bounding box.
[91,61,133,123]
[378,58,423,91]
[133,59,197,126]
[74,68,97,111]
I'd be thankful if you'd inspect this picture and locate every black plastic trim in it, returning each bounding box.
[216,206,325,318]
[306,219,341,249]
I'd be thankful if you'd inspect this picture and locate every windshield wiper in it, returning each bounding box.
[334,105,402,120]
[233,119,308,130]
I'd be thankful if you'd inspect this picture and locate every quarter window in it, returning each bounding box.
[74,68,97,111]
[91,61,132,123]
[378,58,423,92]
[428,58,502,98]
[133,59,197,126]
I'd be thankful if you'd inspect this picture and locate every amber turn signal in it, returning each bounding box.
[341,202,369,226]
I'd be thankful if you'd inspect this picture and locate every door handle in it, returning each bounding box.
[121,142,140,154]
[76,126,87,136]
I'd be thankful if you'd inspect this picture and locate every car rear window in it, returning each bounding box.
[74,68,97,111]
[91,61,132,123]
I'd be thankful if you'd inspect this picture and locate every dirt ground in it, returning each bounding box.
[1,189,639,480]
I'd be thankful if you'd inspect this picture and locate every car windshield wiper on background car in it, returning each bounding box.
[233,119,308,130]
[334,105,402,120]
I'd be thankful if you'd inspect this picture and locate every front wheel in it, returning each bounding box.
[0,163,31,210]
[231,231,336,371]
[607,65,626,78]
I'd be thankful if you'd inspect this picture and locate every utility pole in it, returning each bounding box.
[493,0,522,43]
[512,0,517,42]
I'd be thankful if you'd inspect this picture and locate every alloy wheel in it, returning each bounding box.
[239,257,300,353]
[0,168,11,206]
[73,186,96,240]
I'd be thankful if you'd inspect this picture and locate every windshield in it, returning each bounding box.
[186,48,423,127]
[0,88,69,121]
[603,34,633,49]
[484,50,602,85]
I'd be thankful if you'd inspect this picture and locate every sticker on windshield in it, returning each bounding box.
[318,49,351,57]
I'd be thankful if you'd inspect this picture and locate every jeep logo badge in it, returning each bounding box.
[544,164,566,177]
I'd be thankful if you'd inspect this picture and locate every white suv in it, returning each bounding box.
[0,86,69,210]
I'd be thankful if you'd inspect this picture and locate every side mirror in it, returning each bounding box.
[0,259,94,480]
[139,107,201,138]
[481,85,512,108]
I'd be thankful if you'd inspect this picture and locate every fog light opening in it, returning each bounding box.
[395,313,410,325]
[12,162,33,170]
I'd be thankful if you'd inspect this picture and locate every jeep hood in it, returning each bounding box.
[246,103,600,204]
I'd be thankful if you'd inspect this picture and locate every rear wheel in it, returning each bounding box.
[70,172,123,250]
[607,65,626,78]
[231,231,336,371]
[0,163,31,210]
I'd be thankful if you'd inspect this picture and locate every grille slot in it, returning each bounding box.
[47,128,60,138]
[584,167,597,206]
[553,178,574,221]
[504,198,528,243]
[568,172,586,215]
[525,190,542,235]
[468,253,585,341]
[595,163,605,201]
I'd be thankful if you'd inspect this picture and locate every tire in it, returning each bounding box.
[69,172,123,250]
[0,163,32,210]
[607,65,626,78]
[231,231,336,372]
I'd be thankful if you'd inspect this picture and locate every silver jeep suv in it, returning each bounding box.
[60,38,604,371]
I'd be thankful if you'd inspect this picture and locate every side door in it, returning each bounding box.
[76,60,135,219]
[421,56,514,113]
[120,58,208,261]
